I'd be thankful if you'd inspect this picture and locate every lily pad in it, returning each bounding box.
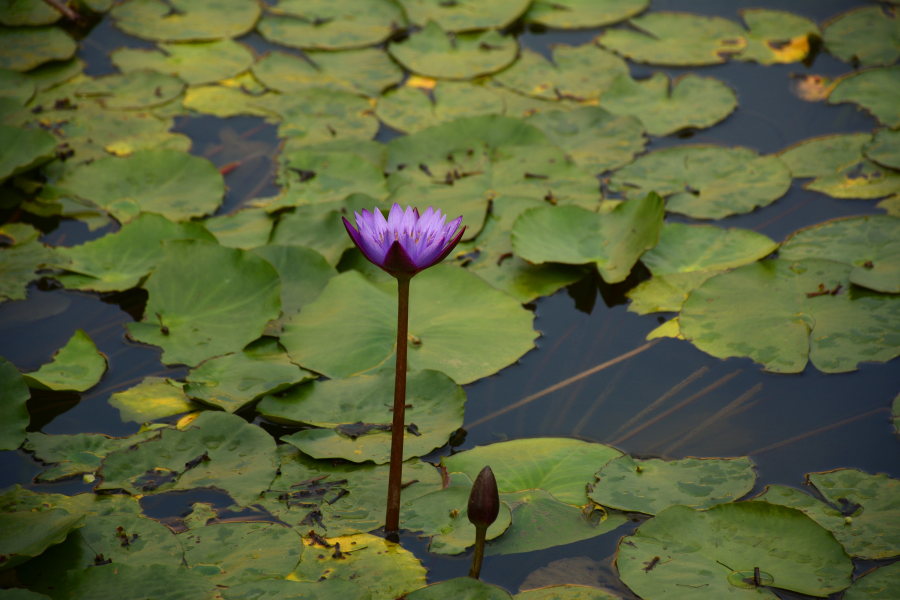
[524,0,648,29]
[126,239,281,367]
[617,502,853,599]
[204,208,275,250]
[626,271,720,315]
[182,85,276,119]
[269,208,356,266]
[111,0,261,42]
[680,258,900,373]
[842,562,900,600]
[253,49,402,98]
[0,68,34,104]
[597,13,747,66]
[494,45,629,102]
[280,265,538,384]
[597,73,737,137]
[514,586,620,600]
[222,578,373,600]
[0,589,49,600]
[251,244,336,327]
[589,455,756,515]
[184,338,316,413]
[0,508,85,571]
[0,486,141,517]
[0,356,29,451]
[274,147,389,208]
[736,9,821,65]
[510,193,665,284]
[289,533,426,600]
[398,0,530,31]
[97,411,278,507]
[880,195,900,216]
[389,21,518,80]
[866,129,900,170]
[0,124,56,183]
[0,238,53,303]
[36,563,219,600]
[59,150,224,222]
[0,26,76,72]
[22,329,106,392]
[823,6,900,67]
[24,430,159,481]
[405,578,513,599]
[778,133,900,199]
[108,377,199,423]
[256,89,379,146]
[259,0,405,50]
[376,81,505,134]
[0,222,39,245]
[828,67,900,130]
[780,215,900,294]
[111,40,255,86]
[525,107,646,174]
[76,70,185,110]
[610,145,792,219]
[51,213,217,292]
[640,223,778,276]
[264,369,465,463]
[0,0,61,26]
[442,438,622,507]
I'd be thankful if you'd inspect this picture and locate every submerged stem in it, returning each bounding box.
[385,276,411,533]
[469,526,487,579]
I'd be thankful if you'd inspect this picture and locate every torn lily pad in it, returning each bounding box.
[823,6,900,67]
[524,0,648,29]
[0,508,85,571]
[251,245,336,327]
[736,9,821,65]
[510,193,665,284]
[866,129,900,171]
[0,26,77,72]
[842,561,900,599]
[589,455,756,515]
[24,430,159,481]
[680,259,900,373]
[111,0,261,42]
[397,0,530,31]
[252,49,403,98]
[76,70,185,110]
[22,329,107,392]
[610,145,792,219]
[222,579,372,600]
[640,223,778,276]
[204,208,275,250]
[108,377,198,423]
[375,81,505,135]
[111,40,255,86]
[259,0,405,50]
[0,356,30,451]
[389,21,518,80]
[406,578,513,599]
[0,124,56,183]
[828,67,900,130]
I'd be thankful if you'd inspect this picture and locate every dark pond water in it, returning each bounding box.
[1,0,898,596]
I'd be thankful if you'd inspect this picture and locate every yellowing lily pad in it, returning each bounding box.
[524,0,648,29]
[111,40,254,86]
[640,223,778,276]
[397,0,531,31]
[736,9,821,65]
[111,0,261,42]
[828,67,900,130]
[22,329,107,392]
[258,0,405,50]
[823,6,900,67]
[253,49,402,98]
[0,26,76,72]
[108,376,199,422]
[0,356,30,451]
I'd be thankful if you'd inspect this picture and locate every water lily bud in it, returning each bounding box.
[468,466,500,529]
[845,517,852,525]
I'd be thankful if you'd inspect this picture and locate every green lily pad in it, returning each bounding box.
[0,26,76,72]
[756,469,900,560]
[0,589,49,599]
[257,89,379,146]
[405,578,513,599]
[204,208,275,250]
[182,85,276,119]
[823,6,900,67]
[880,195,900,216]
[398,0,530,31]
[597,73,737,137]
[38,563,219,600]
[0,486,142,517]
[0,356,29,451]
[626,271,720,315]
[524,0,648,29]
[126,239,281,367]
[97,411,278,507]
[494,45,629,102]
[108,377,199,423]
[0,124,56,183]
[251,245,336,329]
[0,508,85,571]
[680,258,900,373]
[0,69,35,104]
[24,430,159,481]
[22,56,82,91]
[253,49,403,98]
[597,13,747,66]
[180,522,303,585]
[828,67,900,130]
[640,223,778,276]
[75,70,185,110]
[589,455,756,515]
[400,485,512,555]
[280,265,538,384]
[184,338,316,413]
[842,562,900,600]
[389,21,518,80]
[617,502,853,599]
[779,133,900,199]
[866,129,900,170]
[376,81,505,135]
[514,586,620,600]
[22,329,107,392]
[222,578,373,600]
[51,212,217,292]
[0,238,53,303]
[264,369,465,463]
[525,106,646,174]
[0,222,39,245]
[289,533,426,600]
[111,40,254,86]
[274,147,389,208]
[111,0,261,42]
[59,150,224,222]
[269,208,356,266]
[0,0,61,26]
[443,438,622,507]
[510,193,665,284]
[610,145,792,219]
[780,215,900,294]
[736,9,821,65]
[259,0,405,50]
[491,84,578,118]
[487,490,627,556]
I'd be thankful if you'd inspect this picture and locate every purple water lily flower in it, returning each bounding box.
[343,203,465,279]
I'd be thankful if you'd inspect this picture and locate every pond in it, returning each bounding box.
[1,0,899,598]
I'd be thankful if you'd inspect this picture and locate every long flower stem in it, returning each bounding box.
[385,276,410,533]
[469,526,487,578]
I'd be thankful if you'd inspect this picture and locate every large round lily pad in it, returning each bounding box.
[281,265,537,384]
[736,9,821,65]
[0,26,76,72]
[610,145,792,219]
[258,0,405,51]
[0,124,56,183]
[252,49,402,98]
[108,377,198,423]
[222,579,372,600]
[398,0,530,31]
[36,563,219,600]
[828,67,900,130]
[22,329,107,392]
[842,561,900,600]
[111,0,261,42]
[589,455,756,515]
[126,239,281,367]
[405,578,513,599]
[510,194,665,284]
[524,0,648,29]
[24,430,159,481]
[823,7,900,67]
[376,81,505,134]
[617,502,853,599]
[0,356,29,451]
[680,258,900,374]
[0,508,84,571]
[111,40,254,86]
[0,238,54,303]
[866,129,900,170]
[389,21,518,80]
[640,223,778,276]
[597,13,747,66]
[75,70,185,110]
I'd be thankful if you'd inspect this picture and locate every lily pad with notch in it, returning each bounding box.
[626,271,720,315]
[110,0,261,42]
[524,0,648,29]
[251,245,336,329]
[0,356,30,451]
[111,40,253,87]
[828,67,900,130]
[108,377,199,423]
[823,6,900,68]
[735,9,821,65]
[24,429,160,481]
[375,81,505,135]
[0,26,77,72]
[252,49,403,98]
[397,0,531,31]
[268,208,357,267]
[640,223,778,277]
[22,329,107,392]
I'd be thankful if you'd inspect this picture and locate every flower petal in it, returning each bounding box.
[382,239,419,275]
[432,226,467,266]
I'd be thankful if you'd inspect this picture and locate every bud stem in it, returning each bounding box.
[469,525,487,579]
[385,276,411,533]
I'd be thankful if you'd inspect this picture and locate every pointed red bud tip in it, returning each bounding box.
[467,466,500,529]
